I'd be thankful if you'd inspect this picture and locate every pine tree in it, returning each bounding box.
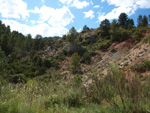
[118,13,128,27]
[100,19,110,38]
[137,15,143,27]
[142,15,148,27]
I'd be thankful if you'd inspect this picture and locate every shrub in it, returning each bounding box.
[99,40,111,51]
[9,74,26,83]
[45,88,82,108]
[143,60,150,71]
[51,59,59,68]
[81,52,91,64]
[111,48,117,53]
[70,53,80,73]
[87,64,150,112]
[64,43,87,56]
[111,29,131,42]
[134,30,142,41]
[130,60,150,72]
[141,34,150,44]
[74,74,82,86]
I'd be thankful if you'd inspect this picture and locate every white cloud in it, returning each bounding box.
[30,5,54,23]
[59,0,72,4]
[136,0,150,8]
[94,5,100,8]
[77,28,82,32]
[48,6,74,26]
[98,6,137,21]
[106,0,150,9]
[30,6,74,27]
[101,0,105,2]
[2,20,68,37]
[90,0,94,5]
[0,0,29,19]
[84,10,95,19]
[98,0,150,21]
[59,0,90,9]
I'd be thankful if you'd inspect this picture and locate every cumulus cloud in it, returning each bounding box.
[1,4,75,37]
[94,5,100,8]
[98,5,137,21]
[0,0,29,19]
[98,0,150,21]
[59,0,90,9]
[84,10,95,19]
[30,5,55,23]
[48,6,74,26]
[30,5,74,27]
[2,20,68,37]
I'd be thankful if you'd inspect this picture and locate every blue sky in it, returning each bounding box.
[0,0,149,37]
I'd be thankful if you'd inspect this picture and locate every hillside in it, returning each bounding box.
[0,13,150,113]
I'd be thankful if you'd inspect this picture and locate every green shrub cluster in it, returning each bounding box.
[134,30,142,41]
[141,34,150,44]
[131,60,150,72]
[99,40,111,51]
[111,29,131,42]
[70,52,80,73]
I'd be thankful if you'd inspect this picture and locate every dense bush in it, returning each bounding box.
[70,52,80,73]
[141,34,150,43]
[64,43,87,56]
[81,52,91,64]
[9,74,26,83]
[99,40,111,51]
[134,30,142,41]
[111,29,131,42]
[131,60,150,72]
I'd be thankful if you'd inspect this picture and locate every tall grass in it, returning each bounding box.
[87,64,150,112]
[0,64,150,113]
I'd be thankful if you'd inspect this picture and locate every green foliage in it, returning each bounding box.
[118,13,128,27]
[131,60,150,72]
[100,19,110,38]
[99,40,111,51]
[127,18,134,28]
[142,15,148,27]
[69,27,77,34]
[64,43,86,56]
[82,25,89,32]
[133,30,142,41]
[74,74,82,86]
[111,48,117,53]
[81,52,91,64]
[0,47,7,73]
[70,52,80,73]
[137,15,143,27]
[87,64,150,112]
[111,28,131,42]
[141,34,150,43]
[9,74,26,83]
[137,15,148,27]
[1,34,10,55]
[66,33,77,43]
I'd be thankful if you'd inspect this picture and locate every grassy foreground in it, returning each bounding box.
[0,64,150,113]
